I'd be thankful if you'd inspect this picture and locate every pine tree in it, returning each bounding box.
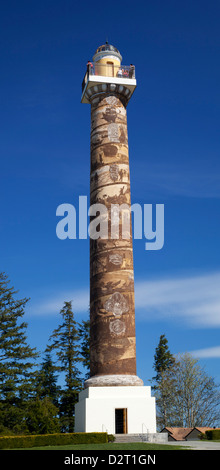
[26,397,60,434]
[35,352,60,407]
[46,301,82,432]
[0,272,38,434]
[152,334,175,428]
[153,334,175,385]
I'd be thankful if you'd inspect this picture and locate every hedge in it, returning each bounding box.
[205,429,220,440]
[0,432,108,449]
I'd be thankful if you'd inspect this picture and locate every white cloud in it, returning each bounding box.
[30,288,89,316]
[29,271,220,329]
[190,346,220,359]
[134,271,220,328]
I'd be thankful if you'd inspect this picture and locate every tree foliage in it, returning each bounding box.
[46,301,83,432]
[0,272,38,434]
[153,344,220,429]
[35,352,60,407]
[152,334,175,427]
[153,334,175,385]
[0,272,91,435]
[78,319,90,379]
[169,353,220,427]
[25,397,60,434]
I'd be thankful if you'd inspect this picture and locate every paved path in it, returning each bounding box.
[167,440,220,450]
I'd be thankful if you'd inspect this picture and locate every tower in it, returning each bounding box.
[75,43,156,435]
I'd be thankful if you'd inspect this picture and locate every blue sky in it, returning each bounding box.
[1,0,220,389]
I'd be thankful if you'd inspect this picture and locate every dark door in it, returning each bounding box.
[115,408,127,434]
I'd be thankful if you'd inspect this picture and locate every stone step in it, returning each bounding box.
[114,434,148,443]
[114,433,168,444]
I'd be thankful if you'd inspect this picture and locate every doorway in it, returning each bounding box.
[106,61,114,77]
[115,408,127,434]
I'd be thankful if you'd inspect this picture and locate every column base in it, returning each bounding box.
[74,385,156,434]
[84,374,143,388]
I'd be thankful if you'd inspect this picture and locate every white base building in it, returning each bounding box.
[75,385,156,434]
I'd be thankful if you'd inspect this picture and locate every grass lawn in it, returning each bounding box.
[19,442,187,450]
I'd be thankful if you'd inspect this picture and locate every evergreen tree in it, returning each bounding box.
[78,319,90,379]
[152,334,175,428]
[26,397,60,434]
[0,272,38,434]
[153,334,175,385]
[35,352,60,407]
[46,301,82,432]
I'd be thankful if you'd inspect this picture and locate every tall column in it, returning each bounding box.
[85,91,143,387]
[75,44,157,435]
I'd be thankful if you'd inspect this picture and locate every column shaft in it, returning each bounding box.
[89,94,137,379]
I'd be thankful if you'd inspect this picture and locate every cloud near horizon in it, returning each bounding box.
[30,288,89,317]
[29,271,220,358]
[190,346,220,359]
[29,270,220,328]
[134,271,220,328]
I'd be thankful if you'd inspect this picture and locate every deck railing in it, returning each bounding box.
[82,63,135,93]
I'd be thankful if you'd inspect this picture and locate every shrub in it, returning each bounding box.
[205,429,220,440]
[0,432,108,449]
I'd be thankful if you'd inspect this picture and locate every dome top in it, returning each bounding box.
[93,41,122,62]
[95,42,120,55]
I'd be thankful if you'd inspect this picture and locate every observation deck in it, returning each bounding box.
[81,62,137,104]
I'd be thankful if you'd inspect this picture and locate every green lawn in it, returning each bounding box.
[19,442,187,450]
